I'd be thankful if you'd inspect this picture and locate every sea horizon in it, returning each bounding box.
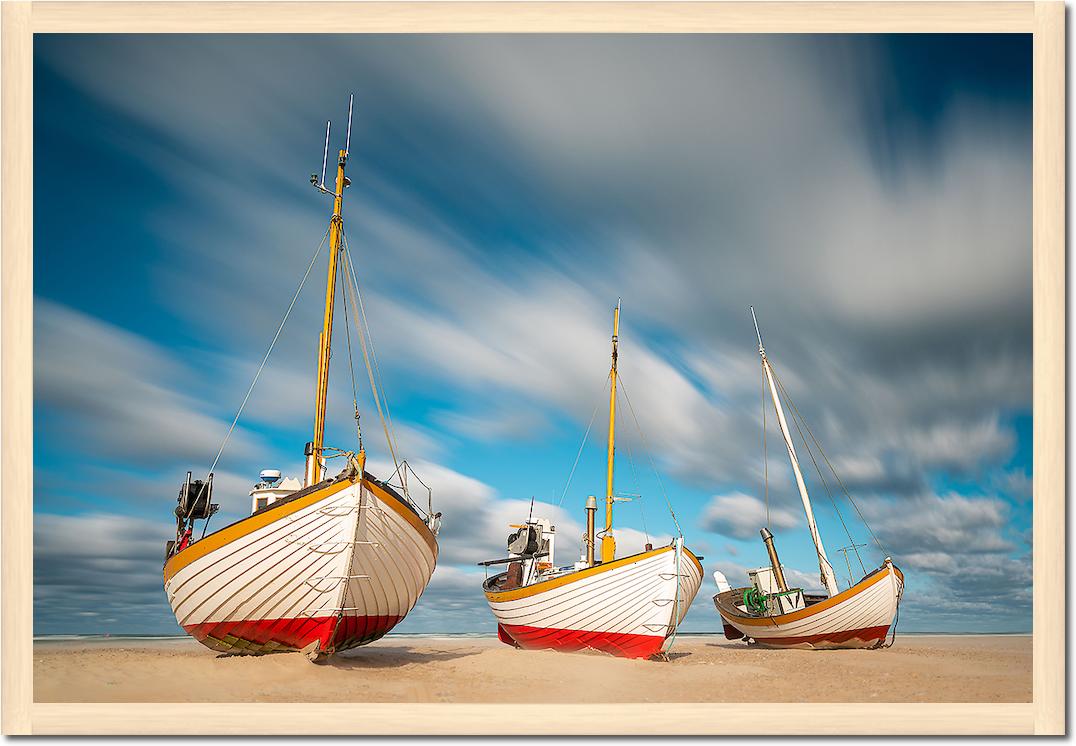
[33,630,1034,642]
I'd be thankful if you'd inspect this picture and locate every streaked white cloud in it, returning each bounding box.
[699,493,799,541]
[35,300,262,466]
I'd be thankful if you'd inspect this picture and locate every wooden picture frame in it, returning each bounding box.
[2,1,1064,735]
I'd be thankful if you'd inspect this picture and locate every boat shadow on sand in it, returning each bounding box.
[215,646,481,669]
[328,646,483,669]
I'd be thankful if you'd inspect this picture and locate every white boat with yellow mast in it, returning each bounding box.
[712,308,903,650]
[481,302,704,659]
[163,99,440,661]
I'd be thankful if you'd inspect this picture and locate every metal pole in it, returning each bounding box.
[585,496,597,566]
[760,527,789,592]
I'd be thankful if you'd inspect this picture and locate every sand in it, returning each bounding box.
[33,634,1031,703]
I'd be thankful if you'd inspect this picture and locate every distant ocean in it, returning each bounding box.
[33,630,1031,643]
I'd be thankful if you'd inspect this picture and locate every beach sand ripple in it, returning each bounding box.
[33,634,1030,703]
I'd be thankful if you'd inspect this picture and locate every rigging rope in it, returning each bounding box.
[770,365,859,560]
[343,231,402,461]
[761,360,769,529]
[620,415,651,546]
[768,362,887,560]
[205,225,331,480]
[338,258,363,450]
[879,582,904,648]
[556,373,609,507]
[617,374,683,538]
[339,231,401,476]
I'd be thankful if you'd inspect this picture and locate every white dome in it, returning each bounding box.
[259,469,282,484]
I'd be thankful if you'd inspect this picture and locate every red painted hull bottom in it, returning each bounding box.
[184,614,402,655]
[748,625,891,649]
[497,623,667,659]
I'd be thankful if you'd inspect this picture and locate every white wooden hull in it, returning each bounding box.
[714,562,903,649]
[163,474,437,655]
[484,544,703,658]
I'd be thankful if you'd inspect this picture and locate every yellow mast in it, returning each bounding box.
[601,300,620,563]
[304,147,348,487]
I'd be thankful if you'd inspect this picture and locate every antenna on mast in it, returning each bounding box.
[750,305,765,357]
[836,542,867,587]
[345,93,354,156]
[309,118,329,189]
[320,120,331,188]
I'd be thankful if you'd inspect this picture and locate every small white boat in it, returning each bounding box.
[714,558,904,649]
[163,100,440,660]
[485,536,702,658]
[482,303,703,659]
[713,308,904,650]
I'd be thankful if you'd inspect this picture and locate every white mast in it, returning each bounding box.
[751,307,840,598]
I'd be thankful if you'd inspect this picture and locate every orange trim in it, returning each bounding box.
[722,564,898,627]
[163,478,353,583]
[163,475,438,583]
[364,478,438,556]
[485,546,673,603]
[684,547,705,577]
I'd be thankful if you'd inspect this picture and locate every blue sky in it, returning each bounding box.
[34,34,1032,635]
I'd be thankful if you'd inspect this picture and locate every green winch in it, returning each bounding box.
[742,587,769,615]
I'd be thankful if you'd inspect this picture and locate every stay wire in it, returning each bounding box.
[619,400,651,546]
[338,254,363,450]
[769,362,883,564]
[342,230,402,464]
[761,360,769,530]
[617,373,683,538]
[205,225,331,480]
[339,231,400,475]
[768,363,857,552]
[556,373,609,507]
[770,361,887,558]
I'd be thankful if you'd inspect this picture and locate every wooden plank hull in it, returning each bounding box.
[163,474,437,656]
[484,545,703,659]
[713,562,903,650]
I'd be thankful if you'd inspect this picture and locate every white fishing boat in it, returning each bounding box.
[163,100,440,661]
[482,303,703,659]
[712,308,903,650]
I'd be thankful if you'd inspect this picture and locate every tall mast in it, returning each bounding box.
[601,300,621,563]
[305,145,349,487]
[751,307,839,597]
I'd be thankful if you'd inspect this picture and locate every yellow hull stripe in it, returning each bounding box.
[163,476,436,583]
[485,545,702,603]
[721,564,898,627]
[684,547,705,577]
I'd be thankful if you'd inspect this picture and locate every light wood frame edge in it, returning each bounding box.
[2,0,33,737]
[27,1,1037,33]
[27,702,1036,736]
[1031,0,1065,737]
[1,0,1064,736]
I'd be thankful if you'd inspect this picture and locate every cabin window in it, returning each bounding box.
[255,497,268,511]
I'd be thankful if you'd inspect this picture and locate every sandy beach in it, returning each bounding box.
[34,634,1030,703]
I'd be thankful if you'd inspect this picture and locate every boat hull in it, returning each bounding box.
[163,473,437,656]
[484,544,703,659]
[714,561,903,650]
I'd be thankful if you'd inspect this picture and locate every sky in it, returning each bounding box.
[33,34,1032,636]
